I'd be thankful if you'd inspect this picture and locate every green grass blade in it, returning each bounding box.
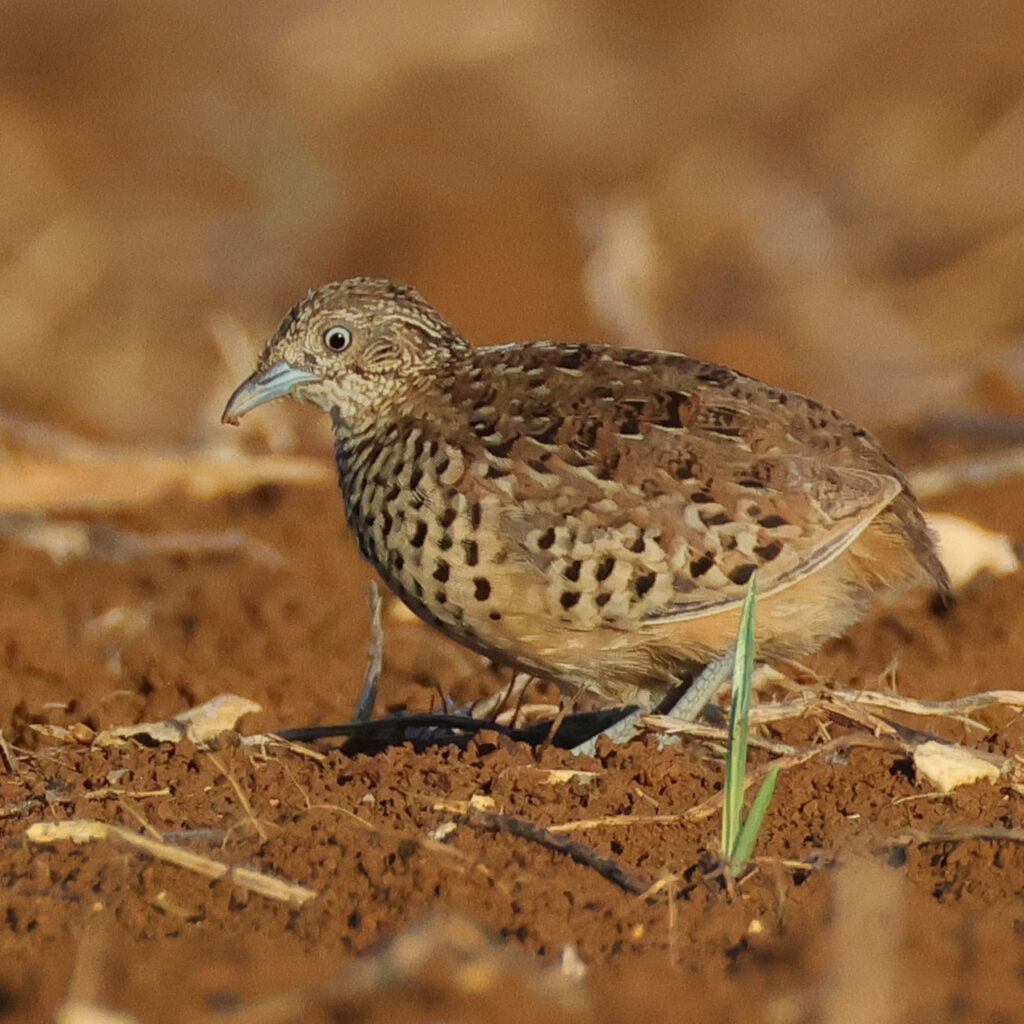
[730,765,780,870]
[721,575,759,860]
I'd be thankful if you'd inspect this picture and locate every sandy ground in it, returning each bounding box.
[2,451,1024,1023]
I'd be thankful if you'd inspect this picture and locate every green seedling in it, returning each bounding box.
[720,576,779,877]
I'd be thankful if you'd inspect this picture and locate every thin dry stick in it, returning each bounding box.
[817,698,903,739]
[25,820,316,906]
[81,786,171,802]
[548,813,696,835]
[535,701,571,758]
[652,687,1024,732]
[641,716,800,754]
[0,516,285,567]
[460,807,650,895]
[909,445,1024,500]
[818,688,1024,720]
[0,729,18,772]
[891,825,1024,847]
[0,453,330,515]
[0,787,172,820]
[116,798,163,841]
[474,671,533,722]
[207,752,269,843]
[242,734,328,762]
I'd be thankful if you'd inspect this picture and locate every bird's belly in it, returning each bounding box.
[342,466,931,708]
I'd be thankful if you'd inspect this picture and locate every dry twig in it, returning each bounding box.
[25,819,316,906]
[0,453,330,514]
[207,752,270,843]
[909,444,1024,500]
[458,806,650,895]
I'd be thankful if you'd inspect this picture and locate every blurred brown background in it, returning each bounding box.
[2,0,1023,449]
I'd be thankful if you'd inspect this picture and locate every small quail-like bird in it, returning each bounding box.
[223,277,948,720]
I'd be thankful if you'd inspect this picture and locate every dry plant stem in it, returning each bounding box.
[818,687,1024,720]
[642,715,801,755]
[647,687,1024,734]
[116,798,163,841]
[25,819,316,906]
[666,874,679,968]
[892,825,1024,847]
[536,701,571,758]
[459,807,650,895]
[0,516,284,566]
[475,671,534,722]
[1,787,172,820]
[0,408,138,459]
[0,454,330,514]
[819,700,904,739]
[245,735,328,762]
[0,729,19,772]
[207,751,269,843]
[548,813,701,835]
[909,444,1024,500]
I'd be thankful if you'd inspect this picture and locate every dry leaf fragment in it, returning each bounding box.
[55,1001,141,1024]
[94,693,262,748]
[532,769,599,785]
[926,512,1020,588]
[913,740,1002,793]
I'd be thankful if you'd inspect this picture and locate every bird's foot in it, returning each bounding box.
[570,649,736,755]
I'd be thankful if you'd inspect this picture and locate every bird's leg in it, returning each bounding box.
[471,670,534,722]
[659,649,736,721]
[570,650,736,756]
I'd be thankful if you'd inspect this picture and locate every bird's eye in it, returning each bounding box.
[323,326,352,352]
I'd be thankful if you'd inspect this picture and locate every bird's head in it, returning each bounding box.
[222,277,472,431]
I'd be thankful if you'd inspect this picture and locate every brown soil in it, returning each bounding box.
[3,467,1024,1024]
[5,3,1024,1020]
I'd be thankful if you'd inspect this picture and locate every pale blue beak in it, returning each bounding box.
[222,361,322,425]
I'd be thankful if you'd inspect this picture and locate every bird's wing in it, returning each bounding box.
[463,344,905,627]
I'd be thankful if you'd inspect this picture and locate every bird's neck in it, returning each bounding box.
[329,356,473,495]
[331,342,476,435]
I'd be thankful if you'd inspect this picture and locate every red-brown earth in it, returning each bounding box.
[2,446,1024,1023]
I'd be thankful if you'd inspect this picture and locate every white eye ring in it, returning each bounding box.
[323,326,352,352]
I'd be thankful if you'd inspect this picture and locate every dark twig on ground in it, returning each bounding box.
[458,806,651,895]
